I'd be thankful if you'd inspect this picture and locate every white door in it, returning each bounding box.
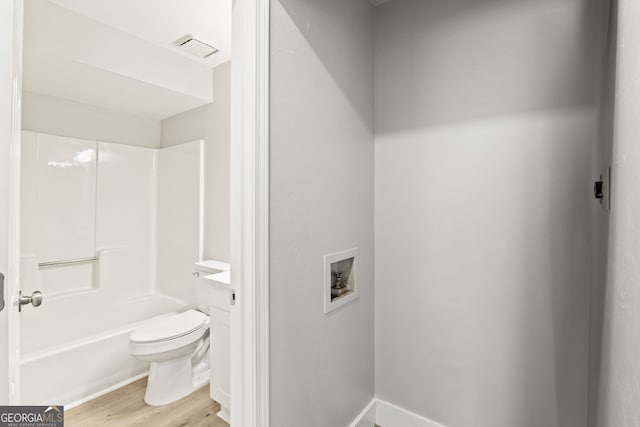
[0,0,22,405]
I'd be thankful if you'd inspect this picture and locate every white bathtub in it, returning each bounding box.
[20,293,189,406]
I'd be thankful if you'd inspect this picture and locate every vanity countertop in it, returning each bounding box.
[204,270,231,286]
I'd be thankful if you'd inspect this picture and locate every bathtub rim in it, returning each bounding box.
[21,310,182,364]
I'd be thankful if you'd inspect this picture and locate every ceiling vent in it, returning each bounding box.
[175,35,219,59]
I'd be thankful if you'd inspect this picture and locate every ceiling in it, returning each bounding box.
[23,0,231,120]
[48,0,231,69]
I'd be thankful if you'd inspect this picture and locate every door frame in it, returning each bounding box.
[4,0,271,422]
[230,0,270,425]
[4,0,23,405]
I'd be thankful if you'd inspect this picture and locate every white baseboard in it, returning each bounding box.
[348,398,377,427]
[376,399,445,427]
[348,398,445,427]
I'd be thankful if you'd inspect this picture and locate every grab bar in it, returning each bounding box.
[38,257,98,268]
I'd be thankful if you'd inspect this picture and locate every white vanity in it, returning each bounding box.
[194,260,232,423]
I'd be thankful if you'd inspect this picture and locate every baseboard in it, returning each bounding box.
[65,372,149,410]
[376,399,445,427]
[348,398,445,427]
[348,398,377,427]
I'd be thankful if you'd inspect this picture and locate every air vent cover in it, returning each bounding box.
[176,35,219,59]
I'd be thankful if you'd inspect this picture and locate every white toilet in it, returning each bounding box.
[128,260,229,406]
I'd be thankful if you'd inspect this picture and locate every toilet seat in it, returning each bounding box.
[131,309,208,343]
[129,310,209,357]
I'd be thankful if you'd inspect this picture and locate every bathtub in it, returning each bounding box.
[20,293,189,407]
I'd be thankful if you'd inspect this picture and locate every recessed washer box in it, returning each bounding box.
[324,248,359,314]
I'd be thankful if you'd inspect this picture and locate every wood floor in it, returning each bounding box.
[65,378,229,427]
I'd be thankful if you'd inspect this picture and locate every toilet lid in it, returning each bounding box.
[130,309,208,343]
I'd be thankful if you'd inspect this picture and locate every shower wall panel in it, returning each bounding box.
[21,131,97,296]
[20,132,157,301]
[156,140,203,306]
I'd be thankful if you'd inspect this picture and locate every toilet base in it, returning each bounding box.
[144,355,209,406]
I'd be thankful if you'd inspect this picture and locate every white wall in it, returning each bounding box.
[156,140,203,306]
[161,62,230,262]
[22,92,161,148]
[374,0,604,426]
[270,0,375,426]
[598,0,640,424]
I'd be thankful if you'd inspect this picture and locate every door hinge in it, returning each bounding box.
[594,166,611,211]
[230,290,236,306]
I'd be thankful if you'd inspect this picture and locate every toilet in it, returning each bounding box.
[128,260,229,406]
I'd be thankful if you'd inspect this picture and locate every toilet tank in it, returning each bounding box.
[194,260,231,313]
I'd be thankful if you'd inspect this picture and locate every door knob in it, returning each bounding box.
[19,290,43,312]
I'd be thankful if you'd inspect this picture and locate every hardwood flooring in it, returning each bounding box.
[65,378,229,427]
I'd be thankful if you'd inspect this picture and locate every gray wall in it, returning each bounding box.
[589,1,616,425]
[22,92,161,148]
[269,0,375,426]
[161,62,231,262]
[374,0,604,426]
[597,0,640,424]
